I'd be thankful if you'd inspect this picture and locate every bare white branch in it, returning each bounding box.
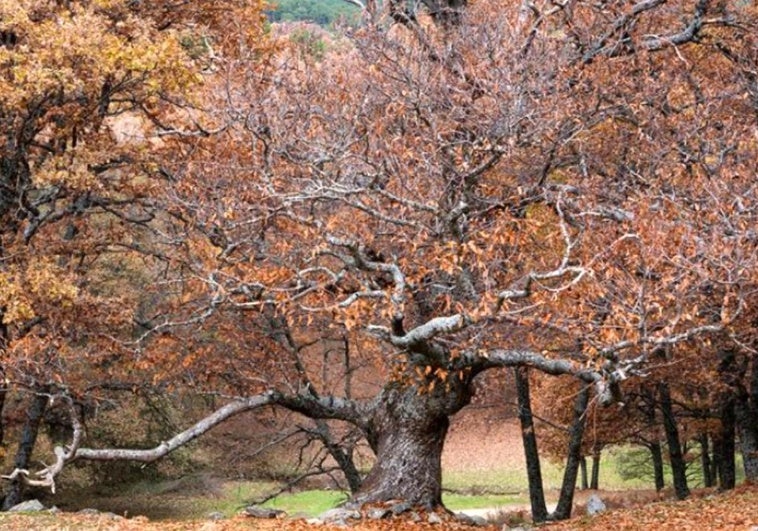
[75,393,276,462]
[389,314,467,348]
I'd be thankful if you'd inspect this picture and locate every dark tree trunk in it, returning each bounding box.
[658,382,689,499]
[514,367,548,522]
[717,398,736,489]
[0,311,7,446]
[313,420,363,494]
[698,433,713,488]
[355,376,472,508]
[579,457,588,490]
[590,448,601,490]
[649,441,665,491]
[2,392,48,510]
[551,385,590,521]
[313,335,363,494]
[711,434,723,488]
[0,381,5,447]
[736,403,758,482]
[735,356,758,484]
[716,350,737,490]
[640,386,665,491]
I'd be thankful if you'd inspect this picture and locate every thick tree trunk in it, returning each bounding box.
[590,448,601,490]
[355,377,472,508]
[736,399,758,483]
[716,397,736,490]
[514,367,548,522]
[551,385,590,521]
[649,441,665,491]
[2,392,48,510]
[658,382,689,499]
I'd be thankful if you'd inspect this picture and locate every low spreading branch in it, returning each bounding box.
[2,390,369,493]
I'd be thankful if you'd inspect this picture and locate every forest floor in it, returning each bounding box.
[3,409,756,529]
[1,485,757,530]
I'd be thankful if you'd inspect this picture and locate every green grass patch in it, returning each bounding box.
[443,445,671,495]
[262,489,348,517]
[258,489,528,516]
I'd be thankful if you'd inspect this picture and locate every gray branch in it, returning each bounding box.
[3,390,370,493]
[75,393,276,462]
[387,314,467,348]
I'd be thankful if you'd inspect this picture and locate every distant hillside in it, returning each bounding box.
[266,0,361,26]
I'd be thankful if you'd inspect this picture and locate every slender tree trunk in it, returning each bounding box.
[698,433,713,488]
[2,392,48,510]
[0,380,5,447]
[313,420,363,494]
[0,313,7,447]
[590,448,601,490]
[514,367,548,522]
[355,376,472,508]
[658,382,689,499]
[735,356,758,484]
[716,350,737,490]
[649,441,665,491]
[551,385,590,521]
[579,457,588,490]
[315,335,362,494]
[641,386,665,491]
[711,434,723,488]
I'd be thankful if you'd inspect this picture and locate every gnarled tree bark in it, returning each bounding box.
[354,375,472,507]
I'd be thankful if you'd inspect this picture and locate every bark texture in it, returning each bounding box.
[355,377,472,507]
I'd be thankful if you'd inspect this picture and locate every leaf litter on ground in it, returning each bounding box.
[1,485,756,530]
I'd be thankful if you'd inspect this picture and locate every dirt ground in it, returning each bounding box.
[442,407,524,476]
